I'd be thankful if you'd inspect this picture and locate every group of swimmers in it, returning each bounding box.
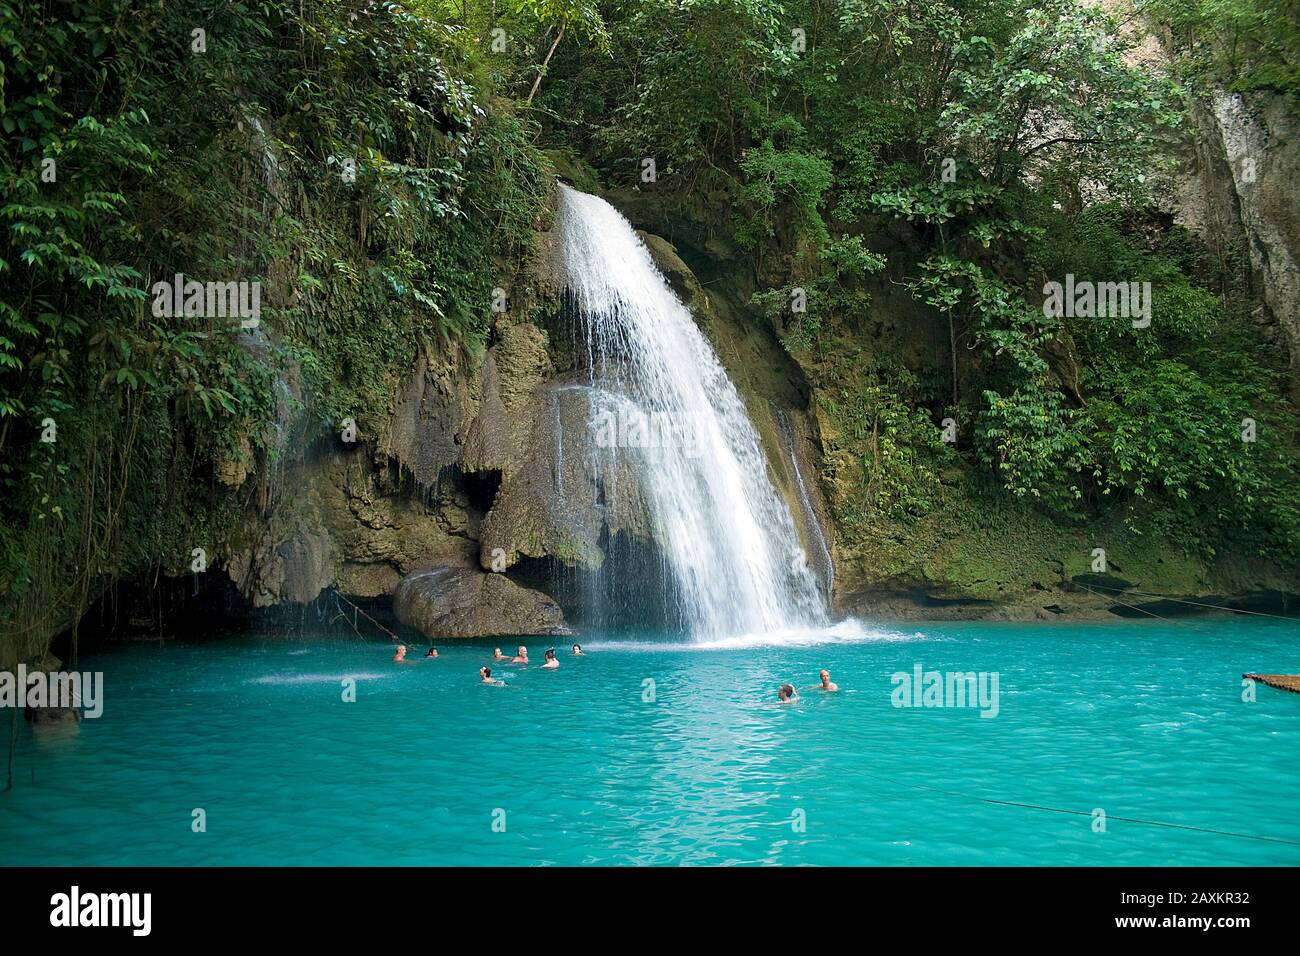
[392,642,838,699]
[391,642,585,686]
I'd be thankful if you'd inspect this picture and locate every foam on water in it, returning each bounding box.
[246,672,389,686]
[582,617,916,652]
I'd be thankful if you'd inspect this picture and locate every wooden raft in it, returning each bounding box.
[1243,673,1300,694]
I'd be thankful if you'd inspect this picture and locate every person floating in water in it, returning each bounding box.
[492,648,506,661]
[510,646,529,665]
[571,643,584,656]
[424,647,439,659]
[542,648,559,669]
[393,644,408,662]
[815,670,838,692]
[778,684,798,703]
[479,666,504,686]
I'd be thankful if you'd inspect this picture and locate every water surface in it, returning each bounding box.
[2,618,1297,865]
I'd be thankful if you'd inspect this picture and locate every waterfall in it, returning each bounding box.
[554,185,825,640]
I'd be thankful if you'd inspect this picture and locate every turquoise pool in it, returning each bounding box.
[2,618,1297,865]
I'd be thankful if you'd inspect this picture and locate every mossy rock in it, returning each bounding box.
[544,148,602,194]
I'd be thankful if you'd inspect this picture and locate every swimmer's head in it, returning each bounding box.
[394,644,407,659]
[480,666,491,679]
[517,646,527,657]
[820,670,830,683]
[493,648,503,658]
[572,644,582,653]
[545,648,556,661]
[778,684,796,701]
[426,647,438,657]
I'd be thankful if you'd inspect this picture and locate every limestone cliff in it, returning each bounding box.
[1181,91,1299,394]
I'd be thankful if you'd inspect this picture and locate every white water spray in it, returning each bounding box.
[554,185,825,640]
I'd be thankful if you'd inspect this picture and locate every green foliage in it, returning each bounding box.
[516,0,609,45]
[0,0,548,647]
[751,234,886,353]
[975,383,1086,516]
[539,0,1300,567]
[738,139,833,248]
[821,356,949,524]
[1148,0,1300,94]
[1082,360,1300,553]
[940,1,1183,197]
[871,179,1003,225]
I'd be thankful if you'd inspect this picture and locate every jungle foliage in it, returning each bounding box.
[536,0,1300,562]
[0,0,551,658]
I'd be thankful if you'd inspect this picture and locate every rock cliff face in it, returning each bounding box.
[1198,92,1299,393]
[220,81,1300,632]
[1104,0,1300,394]
[221,207,569,630]
[216,181,841,635]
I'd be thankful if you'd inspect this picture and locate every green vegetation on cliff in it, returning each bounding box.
[1150,0,1299,95]
[536,0,1300,600]
[0,1,554,662]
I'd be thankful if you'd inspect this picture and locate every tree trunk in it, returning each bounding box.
[949,311,959,408]
[526,25,566,105]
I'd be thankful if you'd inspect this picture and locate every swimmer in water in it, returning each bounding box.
[492,648,505,661]
[778,683,798,703]
[510,646,529,665]
[571,643,584,656]
[393,644,408,662]
[425,647,439,659]
[542,648,559,669]
[816,669,838,692]
[479,666,504,686]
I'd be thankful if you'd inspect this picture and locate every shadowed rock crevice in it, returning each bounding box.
[507,531,682,634]
[462,468,502,515]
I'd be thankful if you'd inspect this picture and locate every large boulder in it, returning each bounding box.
[393,566,567,638]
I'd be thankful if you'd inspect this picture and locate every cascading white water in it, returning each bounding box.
[554,184,825,640]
